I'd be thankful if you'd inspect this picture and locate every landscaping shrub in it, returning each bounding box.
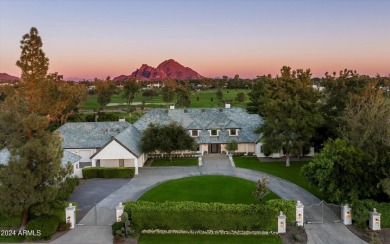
[124,200,295,231]
[25,215,59,240]
[83,167,135,179]
[353,199,390,229]
[0,213,22,228]
[112,222,124,236]
[57,177,79,201]
[57,221,71,231]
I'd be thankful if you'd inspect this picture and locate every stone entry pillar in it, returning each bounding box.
[134,158,139,175]
[341,204,352,225]
[116,202,124,222]
[296,200,304,226]
[278,211,286,233]
[65,203,76,229]
[369,208,381,231]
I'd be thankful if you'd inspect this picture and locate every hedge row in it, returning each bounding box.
[25,215,59,241]
[353,199,390,228]
[82,167,135,179]
[124,200,295,231]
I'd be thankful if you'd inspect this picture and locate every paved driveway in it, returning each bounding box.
[53,155,365,244]
[67,178,131,221]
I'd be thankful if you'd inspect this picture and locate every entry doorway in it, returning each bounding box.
[208,144,221,154]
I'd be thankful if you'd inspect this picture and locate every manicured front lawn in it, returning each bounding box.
[150,157,198,166]
[138,234,281,244]
[234,157,325,200]
[138,175,279,204]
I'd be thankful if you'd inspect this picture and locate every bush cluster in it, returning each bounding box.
[82,167,135,179]
[353,199,390,229]
[57,177,79,201]
[25,215,59,240]
[124,200,295,231]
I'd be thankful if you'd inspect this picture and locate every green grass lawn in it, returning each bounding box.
[150,157,198,166]
[83,89,249,110]
[234,157,325,200]
[138,175,279,204]
[138,234,281,244]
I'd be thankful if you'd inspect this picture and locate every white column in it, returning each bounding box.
[198,155,202,166]
[65,203,76,229]
[116,202,124,222]
[278,211,286,233]
[134,158,139,175]
[341,204,352,225]
[296,200,304,226]
[91,159,96,167]
[245,144,248,155]
[369,208,381,231]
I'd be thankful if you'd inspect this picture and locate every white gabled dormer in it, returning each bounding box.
[229,128,239,136]
[209,129,219,136]
[190,130,200,137]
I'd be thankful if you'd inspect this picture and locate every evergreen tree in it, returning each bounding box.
[176,86,191,108]
[256,67,323,166]
[0,96,68,227]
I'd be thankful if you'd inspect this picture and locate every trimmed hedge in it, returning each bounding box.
[83,167,135,179]
[353,199,390,229]
[25,215,59,240]
[124,200,295,231]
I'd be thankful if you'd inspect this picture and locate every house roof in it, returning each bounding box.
[57,121,143,158]
[0,148,80,167]
[134,108,263,143]
[112,126,142,157]
[56,122,132,148]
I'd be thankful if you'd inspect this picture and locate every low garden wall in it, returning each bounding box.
[124,200,295,231]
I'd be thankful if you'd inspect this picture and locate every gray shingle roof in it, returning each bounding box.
[134,108,263,143]
[62,151,82,166]
[0,148,80,167]
[113,126,142,157]
[56,122,131,148]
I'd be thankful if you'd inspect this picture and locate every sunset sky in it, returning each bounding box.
[0,0,389,79]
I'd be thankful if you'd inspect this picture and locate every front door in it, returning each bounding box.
[208,144,221,153]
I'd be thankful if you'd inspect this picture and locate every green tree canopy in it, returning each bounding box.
[255,66,324,166]
[0,96,69,227]
[122,79,141,112]
[235,91,247,104]
[175,86,191,108]
[302,139,377,204]
[141,122,196,161]
[96,80,116,108]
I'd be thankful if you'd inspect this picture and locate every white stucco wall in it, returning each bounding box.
[93,140,136,160]
[72,162,83,178]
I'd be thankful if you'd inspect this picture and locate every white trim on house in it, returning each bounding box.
[209,129,219,136]
[229,128,239,136]
[190,130,200,137]
[91,140,146,175]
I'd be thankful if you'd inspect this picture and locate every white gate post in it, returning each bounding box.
[296,200,304,226]
[341,204,352,225]
[369,208,381,231]
[198,154,202,166]
[278,211,286,233]
[116,202,124,222]
[65,203,76,229]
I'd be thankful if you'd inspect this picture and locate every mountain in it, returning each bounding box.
[0,73,20,82]
[113,59,203,81]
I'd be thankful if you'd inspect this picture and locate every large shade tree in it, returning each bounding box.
[122,79,141,112]
[141,122,196,161]
[302,139,377,203]
[255,66,323,166]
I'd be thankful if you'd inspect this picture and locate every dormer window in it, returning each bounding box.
[229,129,238,136]
[210,130,218,136]
[191,130,199,137]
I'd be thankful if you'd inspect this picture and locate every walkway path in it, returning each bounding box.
[52,154,365,244]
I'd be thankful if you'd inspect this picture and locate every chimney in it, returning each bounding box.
[225,102,231,109]
[169,105,175,110]
[118,118,125,122]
